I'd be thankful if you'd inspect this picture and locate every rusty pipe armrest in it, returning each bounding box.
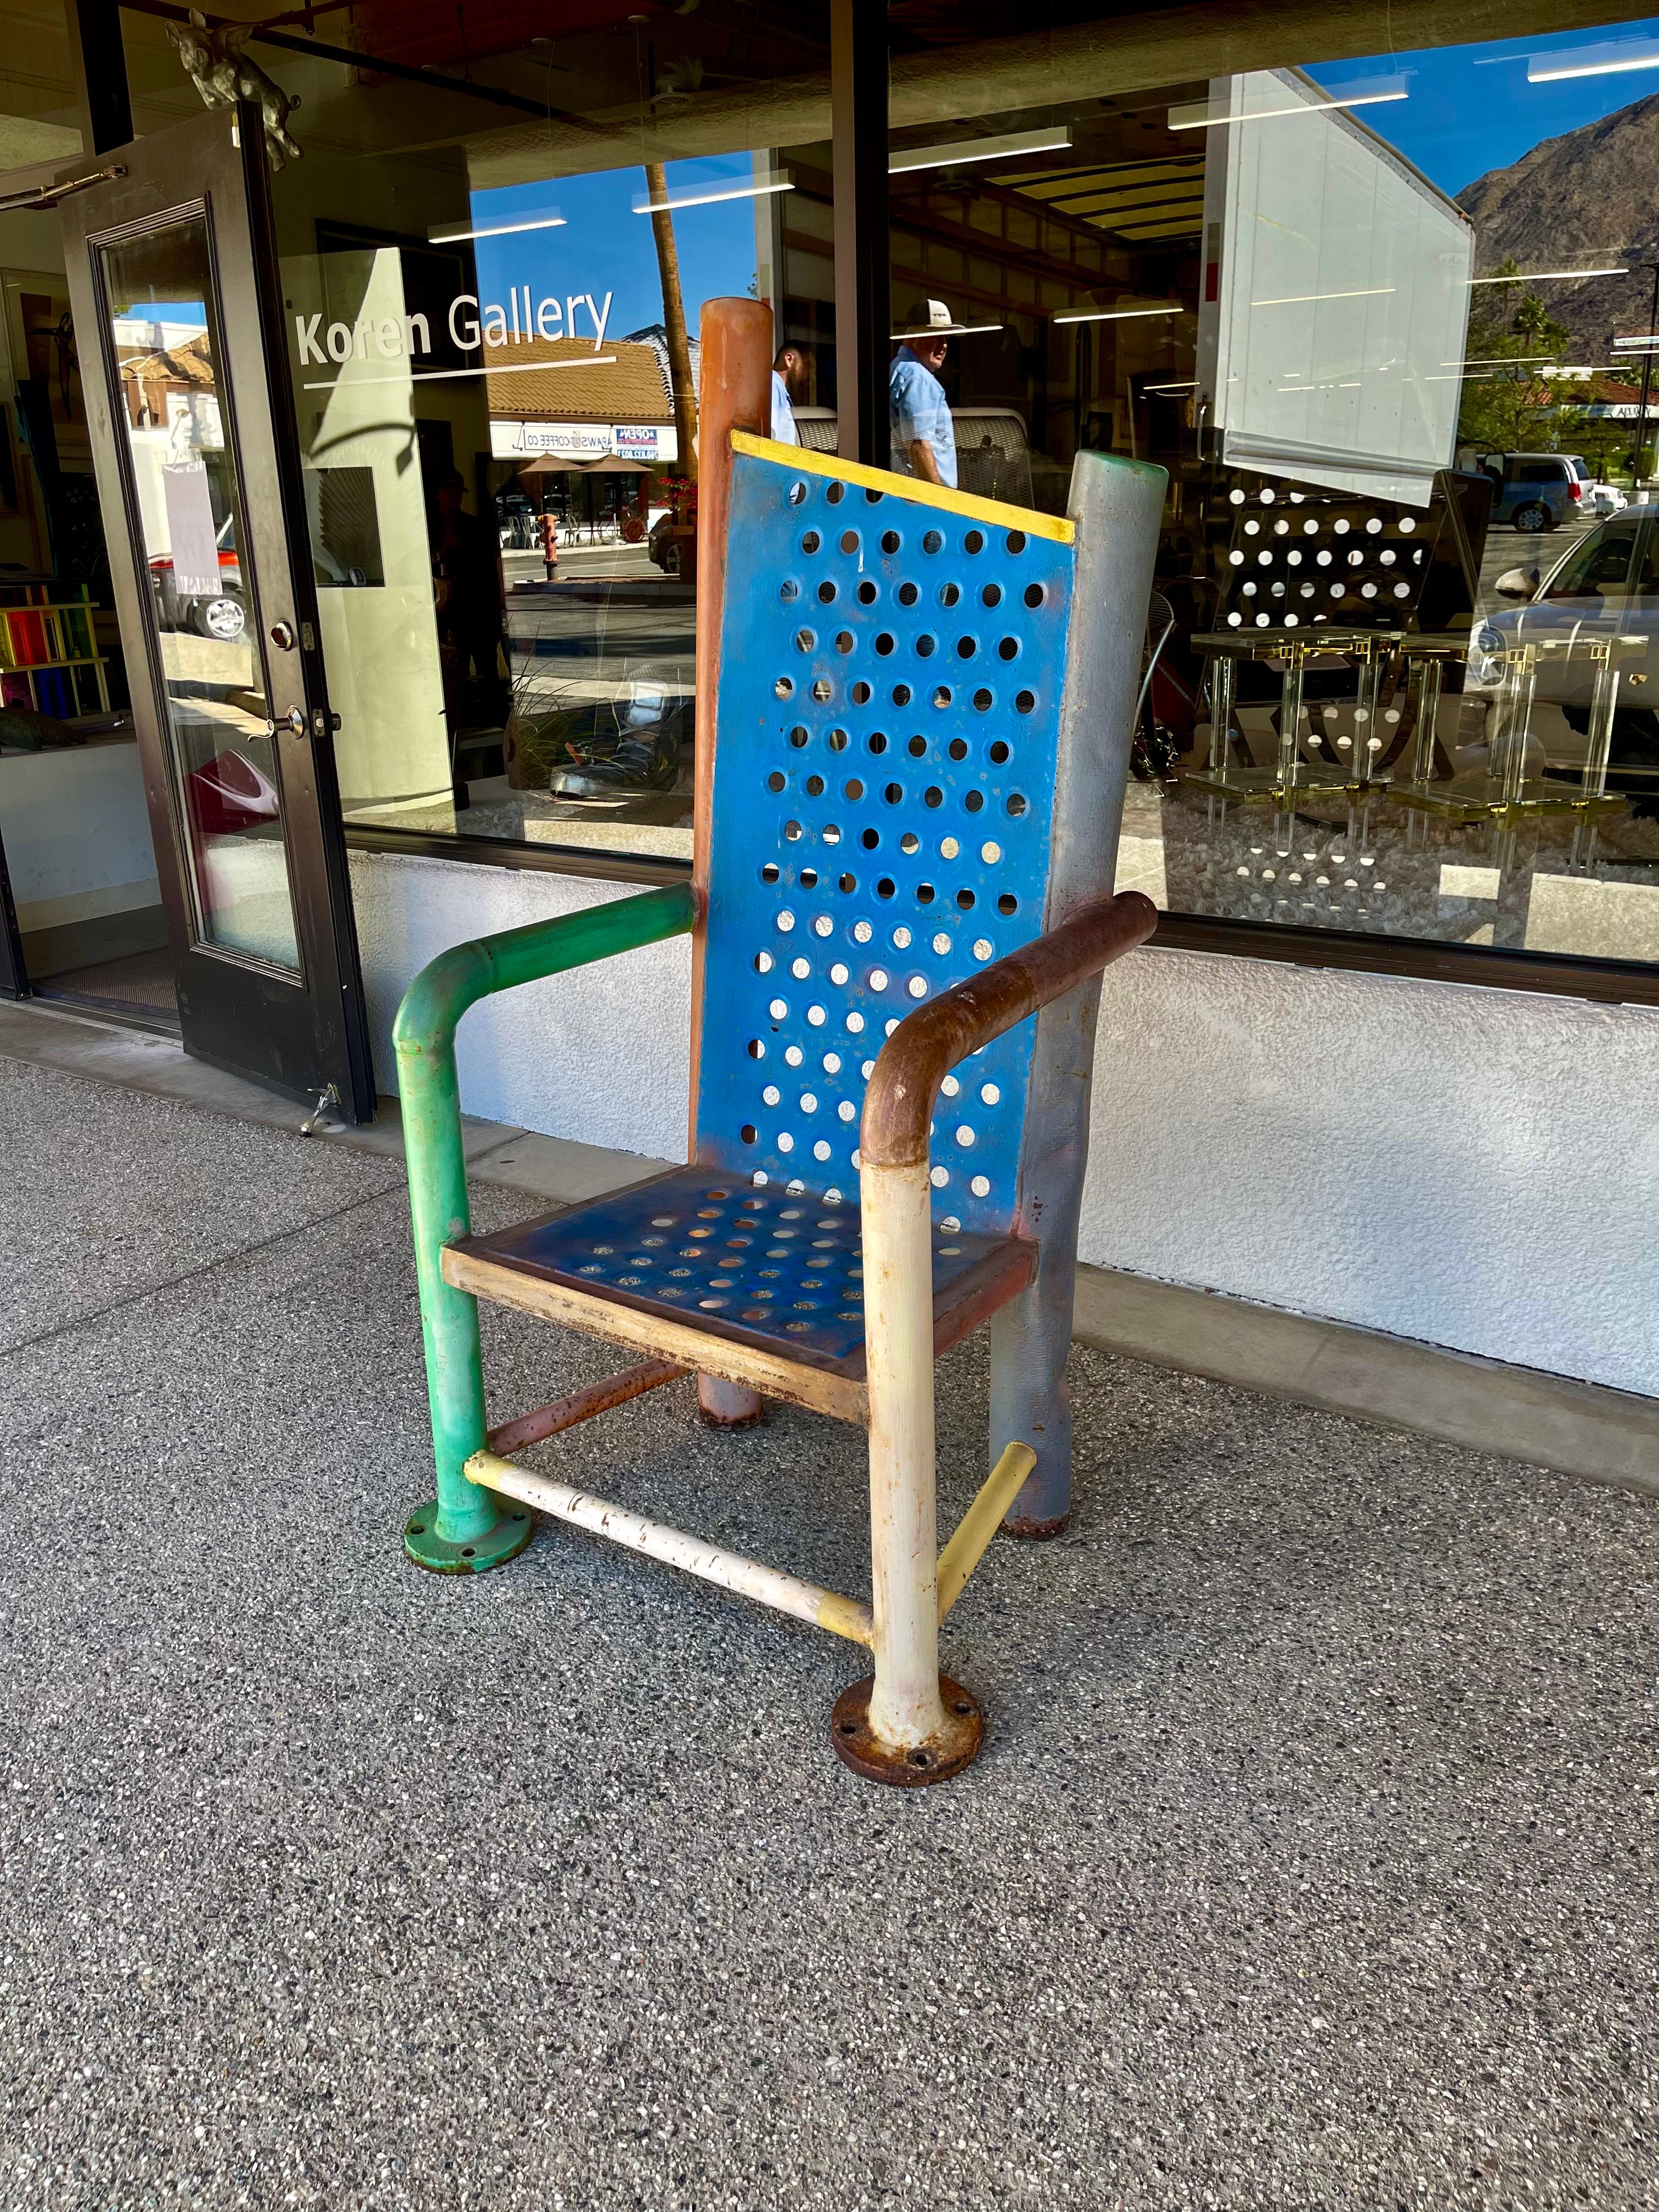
[860,890,1158,1171]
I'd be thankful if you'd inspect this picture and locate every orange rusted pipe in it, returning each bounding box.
[486,1359,687,1457]
[860,890,1158,1172]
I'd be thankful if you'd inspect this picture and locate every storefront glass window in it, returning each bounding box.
[231,6,832,868]
[882,6,1659,972]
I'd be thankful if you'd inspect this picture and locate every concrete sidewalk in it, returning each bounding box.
[2,1050,1656,2210]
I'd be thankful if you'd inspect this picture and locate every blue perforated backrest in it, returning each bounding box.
[695,434,1077,1242]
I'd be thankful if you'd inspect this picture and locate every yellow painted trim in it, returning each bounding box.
[731,428,1075,545]
[935,1439,1039,1621]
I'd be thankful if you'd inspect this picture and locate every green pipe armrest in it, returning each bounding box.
[396,882,696,1547]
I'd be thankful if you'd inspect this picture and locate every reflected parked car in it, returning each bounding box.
[149,513,246,640]
[1468,505,1659,804]
[1474,452,1589,532]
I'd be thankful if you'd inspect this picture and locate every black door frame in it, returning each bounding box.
[58,103,374,1119]
[0,814,25,1000]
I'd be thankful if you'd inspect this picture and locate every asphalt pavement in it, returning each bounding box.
[2,1053,1656,2211]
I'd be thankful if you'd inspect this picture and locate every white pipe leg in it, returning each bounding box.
[859,1159,949,1751]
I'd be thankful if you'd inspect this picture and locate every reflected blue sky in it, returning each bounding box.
[469,154,759,341]
[1307,20,1659,196]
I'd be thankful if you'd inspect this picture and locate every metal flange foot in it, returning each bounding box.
[403,1497,534,1574]
[829,1674,984,1786]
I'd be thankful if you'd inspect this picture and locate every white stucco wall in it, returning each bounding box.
[348,847,1659,1401]
[348,848,691,1161]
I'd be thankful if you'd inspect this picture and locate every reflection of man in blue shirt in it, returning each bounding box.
[889,299,957,489]
[771,345,807,444]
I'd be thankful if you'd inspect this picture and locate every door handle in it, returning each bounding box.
[285,706,307,735]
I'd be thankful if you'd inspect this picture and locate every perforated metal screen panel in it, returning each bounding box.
[696,437,1076,1241]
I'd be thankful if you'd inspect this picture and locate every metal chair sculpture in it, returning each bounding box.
[395,299,1166,1784]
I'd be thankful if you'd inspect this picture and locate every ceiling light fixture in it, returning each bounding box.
[1170,77,1407,130]
[1250,286,1396,307]
[302,356,616,393]
[633,174,792,214]
[888,126,1073,174]
[1527,39,1659,82]
[889,321,1004,339]
[1053,303,1182,325]
[430,213,565,244]
[1468,266,1628,283]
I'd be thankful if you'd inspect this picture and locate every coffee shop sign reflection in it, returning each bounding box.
[294,286,615,369]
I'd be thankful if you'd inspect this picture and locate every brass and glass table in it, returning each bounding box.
[1391,627,1643,836]
[1186,627,1404,803]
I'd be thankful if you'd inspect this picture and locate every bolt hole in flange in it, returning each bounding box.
[829,1673,984,1785]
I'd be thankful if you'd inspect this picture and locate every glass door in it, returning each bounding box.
[59,104,373,1119]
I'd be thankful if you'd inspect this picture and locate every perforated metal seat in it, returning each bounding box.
[450,1167,1032,1376]
[395,297,1166,1785]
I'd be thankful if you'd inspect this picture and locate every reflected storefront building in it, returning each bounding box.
[6,0,1659,1090]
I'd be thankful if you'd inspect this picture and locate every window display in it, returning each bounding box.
[105,0,1659,979]
[881,9,1659,978]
